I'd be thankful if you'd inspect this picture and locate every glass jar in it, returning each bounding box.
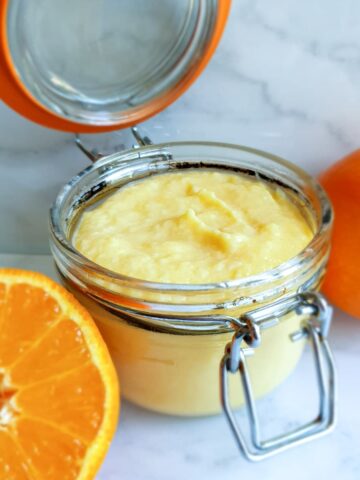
[50,139,336,459]
[2,0,335,460]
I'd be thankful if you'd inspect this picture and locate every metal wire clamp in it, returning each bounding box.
[220,291,336,461]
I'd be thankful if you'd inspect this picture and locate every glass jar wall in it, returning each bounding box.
[50,142,332,415]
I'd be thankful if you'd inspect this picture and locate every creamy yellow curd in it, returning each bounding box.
[67,287,308,416]
[71,170,314,415]
[74,171,312,283]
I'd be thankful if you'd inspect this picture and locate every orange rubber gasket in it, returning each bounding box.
[0,0,231,132]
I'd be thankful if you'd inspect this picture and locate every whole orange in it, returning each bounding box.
[319,149,360,319]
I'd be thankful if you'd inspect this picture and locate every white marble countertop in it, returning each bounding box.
[1,254,360,480]
[1,0,360,478]
[2,0,360,255]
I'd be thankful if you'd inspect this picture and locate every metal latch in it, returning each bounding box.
[220,291,336,461]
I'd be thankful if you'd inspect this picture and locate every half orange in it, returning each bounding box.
[0,269,119,479]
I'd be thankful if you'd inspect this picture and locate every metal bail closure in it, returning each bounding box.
[74,126,154,163]
[220,292,336,461]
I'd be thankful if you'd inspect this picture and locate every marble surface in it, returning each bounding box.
[1,254,360,480]
[1,0,360,478]
[1,0,360,253]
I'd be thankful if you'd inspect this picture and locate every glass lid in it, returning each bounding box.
[3,0,229,131]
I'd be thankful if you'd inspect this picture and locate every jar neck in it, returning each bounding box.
[51,232,329,329]
[50,141,332,331]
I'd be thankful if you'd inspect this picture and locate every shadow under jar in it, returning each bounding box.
[50,141,335,460]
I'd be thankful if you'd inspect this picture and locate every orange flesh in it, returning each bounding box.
[0,269,119,480]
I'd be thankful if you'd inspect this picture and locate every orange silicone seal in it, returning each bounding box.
[0,0,231,132]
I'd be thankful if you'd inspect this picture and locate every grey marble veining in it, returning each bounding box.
[1,0,360,478]
[1,0,360,253]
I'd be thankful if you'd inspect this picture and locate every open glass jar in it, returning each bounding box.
[50,139,336,460]
[2,0,336,461]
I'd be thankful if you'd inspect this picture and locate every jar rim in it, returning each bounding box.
[50,141,332,297]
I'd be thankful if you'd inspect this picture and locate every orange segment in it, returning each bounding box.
[15,419,87,480]
[9,319,91,386]
[0,430,35,480]
[0,269,119,480]
[0,283,6,319]
[16,364,106,443]
[0,283,62,366]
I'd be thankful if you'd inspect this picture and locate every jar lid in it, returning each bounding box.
[0,0,230,132]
